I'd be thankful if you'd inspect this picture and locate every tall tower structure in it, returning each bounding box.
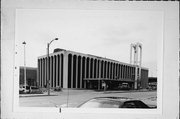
[130,42,142,90]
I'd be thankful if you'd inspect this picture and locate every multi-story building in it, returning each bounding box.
[37,49,148,90]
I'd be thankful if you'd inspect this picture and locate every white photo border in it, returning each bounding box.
[1,1,179,119]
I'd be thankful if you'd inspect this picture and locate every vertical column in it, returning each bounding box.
[134,45,138,90]
[101,61,103,78]
[118,64,120,79]
[39,59,42,87]
[98,60,101,90]
[106,62,108,79]
[37,59,40,87]
[41,58,44,88]
[50,57,52,88]
[84,57,87,88]
[132,67,134,80]
[120,64,123,79]
[126,66,128,78]
[63,53,68,88]
[139,45,142,88]
[43,59,45,87]
[96,59,98,78]
[134,66,138,89]
[124,65,126,79]
[41,59,43,87]
[114,63,116,79]
[103,61,105,78]
[129,66,131,79]
[123,65,125,79]
[121,65,123,79]
[134,46,136,65]
[88,58,91,78]
[125,65,126,79]
[76,56,78,88]
[130,44,134,64]
[71,55,74,88]
[114,63,117,79]
[111,63,113,79]
[80,57,83,88]
[53,56,56,88]
[119,64,121,79]
[104,61,105,78]
[93,59,95,79]
[128,66,130,79]
[56,56,58,87]
[131,67,133,79]
[127,66,129,79]
[42,59,44,87]
[106,62,108,78]
[44,58,47,87]
[109,62,111,79]
[59,55,62,87]
[40,59,42,87]
[117,64,119,79]
[125,65,127,79]
[112,63,114,79]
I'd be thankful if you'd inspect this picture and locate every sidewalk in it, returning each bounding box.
[19,89,156,97]
[19,92,58,97]
[103,89,156,94]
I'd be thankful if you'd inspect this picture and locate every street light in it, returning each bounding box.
[22,41,27,89]
[47,38,59,95]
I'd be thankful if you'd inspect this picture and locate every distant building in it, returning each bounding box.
[148,77,157,90]
[37,49,149,90]
[19,66,37,87]
[148,77,157,83]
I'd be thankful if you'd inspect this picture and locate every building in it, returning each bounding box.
[37,49,148,90]
[19,66,37,87]
[148,77,157,90]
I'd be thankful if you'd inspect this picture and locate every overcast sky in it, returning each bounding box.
[16,9,163,77]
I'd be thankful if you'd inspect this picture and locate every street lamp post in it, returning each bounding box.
[47,38,59,95]
[22,41,27,89]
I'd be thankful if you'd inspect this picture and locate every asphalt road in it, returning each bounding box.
[19,89,157,108]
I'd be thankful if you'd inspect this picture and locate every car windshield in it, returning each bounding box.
[79,98,123,108]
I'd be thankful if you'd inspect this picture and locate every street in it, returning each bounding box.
[19,89,157,108]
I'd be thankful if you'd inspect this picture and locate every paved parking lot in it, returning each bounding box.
[19,89,157,108]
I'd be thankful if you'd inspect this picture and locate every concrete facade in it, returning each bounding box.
[37,49,148,90]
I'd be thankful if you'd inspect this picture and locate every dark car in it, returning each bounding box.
[78,97,156,108]
[118,83,131,90]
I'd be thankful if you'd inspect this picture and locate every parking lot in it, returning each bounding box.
[19,89,157,108]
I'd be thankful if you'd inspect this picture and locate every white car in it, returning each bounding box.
[78,97,156,108]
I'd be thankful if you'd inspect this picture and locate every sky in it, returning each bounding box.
[16,9,163,77]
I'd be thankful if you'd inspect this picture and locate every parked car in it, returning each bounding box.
[118,83,131,90]
[77,97,156,108]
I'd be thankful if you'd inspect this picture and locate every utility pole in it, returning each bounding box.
[47,38,59,95]
[22,41,27,89]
